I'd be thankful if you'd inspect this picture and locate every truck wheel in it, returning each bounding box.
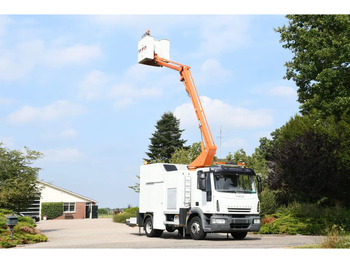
[166,225,176,232]
[144,217,163,237]
[189,216,206,240]
[231,232,247,240]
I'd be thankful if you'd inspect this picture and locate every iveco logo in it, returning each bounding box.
[236,195,244,198]
[138,46,147,53]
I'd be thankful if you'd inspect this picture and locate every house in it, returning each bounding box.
[21,180,98,220]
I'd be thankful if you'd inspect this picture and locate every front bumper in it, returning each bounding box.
[205,215,261,233]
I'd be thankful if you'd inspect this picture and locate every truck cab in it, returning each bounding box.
[190,165,261,239]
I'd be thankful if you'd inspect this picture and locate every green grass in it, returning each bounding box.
[98,214,114,218]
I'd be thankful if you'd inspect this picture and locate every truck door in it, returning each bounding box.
[197,172,214,212]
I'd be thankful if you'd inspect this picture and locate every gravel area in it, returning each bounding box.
[16,218,325,249]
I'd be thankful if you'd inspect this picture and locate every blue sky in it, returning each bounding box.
[0,14,301,208]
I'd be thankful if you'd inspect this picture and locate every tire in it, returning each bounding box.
[231,232,247,240]
[144,217,163,237]
[189,216,206,240]
[166,225,176,232]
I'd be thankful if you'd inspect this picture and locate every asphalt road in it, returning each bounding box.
[16,218,325,249]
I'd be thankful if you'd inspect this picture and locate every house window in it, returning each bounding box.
[64,202,75,213]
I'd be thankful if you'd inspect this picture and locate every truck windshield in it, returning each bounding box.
[214,173,256,193]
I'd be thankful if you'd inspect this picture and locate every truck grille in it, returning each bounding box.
[230,223,250,229]
[227,207,251,213]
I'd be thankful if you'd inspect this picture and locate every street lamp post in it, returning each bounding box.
[6,213,18,240]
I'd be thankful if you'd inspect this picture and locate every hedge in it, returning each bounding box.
[113,207,139,223]
[41,202,63,220]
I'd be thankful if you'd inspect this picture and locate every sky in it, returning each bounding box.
[0,13,304,209]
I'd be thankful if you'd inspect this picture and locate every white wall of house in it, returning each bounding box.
[40,185,90,203]
[37,181,97,219]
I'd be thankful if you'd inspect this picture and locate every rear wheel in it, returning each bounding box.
[189,216,206,240]
[231,232,247,240]
[144,217,163,237]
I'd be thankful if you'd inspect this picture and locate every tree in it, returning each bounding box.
[267,114,350,207]
[0,144,43,211]
[145,112,187,163]
[225,149,269,186]
[130,112,187,193]
[276,15,350,118]
[169,142,201,165]
[128,175,140,193]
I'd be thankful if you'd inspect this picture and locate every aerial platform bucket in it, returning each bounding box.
[138,35,170,66]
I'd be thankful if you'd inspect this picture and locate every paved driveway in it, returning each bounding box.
[17,218,324,248]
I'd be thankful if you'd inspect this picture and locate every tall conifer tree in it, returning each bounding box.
[145,112,186,163]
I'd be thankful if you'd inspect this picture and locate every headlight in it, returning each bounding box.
[253,218,261,224]
[212,218,226,224]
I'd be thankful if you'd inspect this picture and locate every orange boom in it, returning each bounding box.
[138,31,216,169]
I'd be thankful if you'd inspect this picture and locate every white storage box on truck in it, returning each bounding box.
[137,163,262,240]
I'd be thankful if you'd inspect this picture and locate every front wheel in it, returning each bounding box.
[189,216,206,240]
[231,232,247,240]
[144,217,163,237]
[166,225,176,232]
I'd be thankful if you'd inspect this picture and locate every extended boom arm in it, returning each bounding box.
[153,54,217,170]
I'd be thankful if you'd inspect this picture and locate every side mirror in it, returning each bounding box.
[256,175,262,194]
[197,172,206,191]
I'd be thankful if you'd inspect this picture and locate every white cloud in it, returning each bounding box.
[174,96,273,130]
[268,86,297,99]
[78,70,111,101]
[89,15,250,58]
[0,16,12,37]
[111,83,163,109]
[60,128,78,139]
[40,128,79,141]
[78,66,164,109]
[193,16,250,57]
[113,97,133,109]
[110,83,162,99]
[45,44,101,67]
[0,136,15,148]
[222,137,247,149]
[42,148,83,163]
[0,96,14,105]
[0,40,41,81]
[196,59,233,85]
[7,100,87,124]
[0,39,101,81]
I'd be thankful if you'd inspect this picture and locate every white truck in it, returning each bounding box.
[134,31,262,240]
[137,163,261,240]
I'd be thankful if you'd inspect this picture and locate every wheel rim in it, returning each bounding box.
[191,221,201,236]
[145,220,152,234]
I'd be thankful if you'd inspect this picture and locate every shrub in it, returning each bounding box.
[18,216,35,227]
[259,202,350,235]
[259,190,278,217]
[41,202,63,220]
[320,226,350,248]
[1,208,47,248]
[113,207,139,223]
